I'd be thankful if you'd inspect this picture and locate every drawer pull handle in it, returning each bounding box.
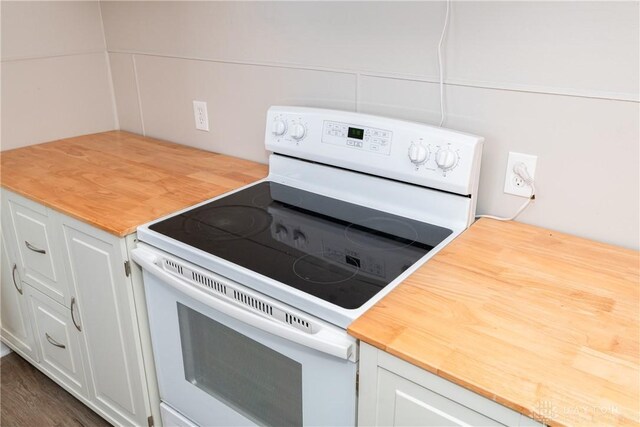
[45,333,66,349]
[71,297,81,332]
[11,264,23,295]
[25,241,46,254]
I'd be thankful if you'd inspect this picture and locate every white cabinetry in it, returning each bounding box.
[0,228,37,362]
[61,216,150,426]
[27,284,88,396]
[0,188,156,427]
[358,343,544,427]
[3,192,71,305]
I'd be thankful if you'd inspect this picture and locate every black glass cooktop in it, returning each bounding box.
[150,182,452,310]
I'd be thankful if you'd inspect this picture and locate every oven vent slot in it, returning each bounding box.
[162,256,314,334]
[285,313,310,330]
[191,271,227,294]
[233,290,273,316]
[164,259,183,275]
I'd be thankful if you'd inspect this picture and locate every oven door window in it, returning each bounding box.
[177,303,303,427]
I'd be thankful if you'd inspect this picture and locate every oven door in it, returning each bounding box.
[133,246,358,427]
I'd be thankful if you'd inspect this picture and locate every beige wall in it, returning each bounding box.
[1,1,116,151]
[0,1,634,245]
[103,2,640,249]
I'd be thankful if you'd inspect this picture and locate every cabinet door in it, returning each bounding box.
[3,191,70,305]
[0,230,37,362]
[61,219,150,427]
[376,369,503,427]
[359,344,543,427]
[28,285,87,397]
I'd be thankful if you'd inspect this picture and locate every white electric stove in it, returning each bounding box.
[132,106,483,427]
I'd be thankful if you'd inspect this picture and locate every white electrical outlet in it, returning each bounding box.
[504,152,537,197]
[193,100,209,131]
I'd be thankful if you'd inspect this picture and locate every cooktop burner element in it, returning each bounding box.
[184,205,272,241]
[150,181,452,309]
[293,251,360,285]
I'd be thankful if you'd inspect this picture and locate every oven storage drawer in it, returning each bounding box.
[160,403,197,427]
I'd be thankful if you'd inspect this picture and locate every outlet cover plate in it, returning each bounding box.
[504,152,537,197]
[193,100,209,131]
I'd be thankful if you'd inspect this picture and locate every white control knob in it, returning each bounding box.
[435,149,458,171]
[408,143,428,165]
[272,120,287,136]
[291,124,306,140]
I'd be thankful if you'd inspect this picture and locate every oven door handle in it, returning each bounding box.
[132,247,357,361]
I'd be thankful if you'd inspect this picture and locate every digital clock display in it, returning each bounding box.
[348,127,364,140]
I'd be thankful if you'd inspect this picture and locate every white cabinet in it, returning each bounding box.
[0,229,37,362]
[3,192,70,306]
[376,369,500,426]
[61,216,151,427]
[358,343,544,427]
[1,188,157,427]
[27,284,88,397]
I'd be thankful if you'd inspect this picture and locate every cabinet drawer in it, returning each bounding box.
[5,192,70,305]
[28,286,87,397]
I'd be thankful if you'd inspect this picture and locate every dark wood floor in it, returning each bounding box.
[1,352,111,427]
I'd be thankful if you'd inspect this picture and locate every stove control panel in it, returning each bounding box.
[265,106,484,196]
[321,121,393,155]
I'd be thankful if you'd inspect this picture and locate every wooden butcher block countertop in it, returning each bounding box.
[349,218,639,427]
[0,131,268,236]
